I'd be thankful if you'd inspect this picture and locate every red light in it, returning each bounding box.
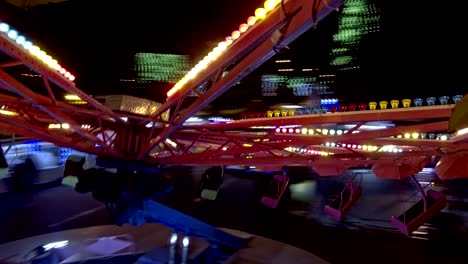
[348,103,356,111]
[330,105,337,113]
[340,105,347,112]
[358,103,366,111]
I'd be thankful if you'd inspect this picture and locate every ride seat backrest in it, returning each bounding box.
[396,193,439,222]
[264,178,283,199]
[329,187,352,210]
[202,167,224,190]
[0,146,8,168]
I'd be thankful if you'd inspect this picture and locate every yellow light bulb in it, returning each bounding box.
[264,0,277,11]
[247,16,257,26]
[225,36,233,46]
[239,23,249,33]
[218,41,227,50]
[255,8,267,19]
[231,30,241,40]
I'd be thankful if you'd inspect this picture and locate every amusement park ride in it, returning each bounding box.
[1,0,468,240]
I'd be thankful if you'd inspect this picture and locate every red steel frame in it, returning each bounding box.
[1,0,467,171]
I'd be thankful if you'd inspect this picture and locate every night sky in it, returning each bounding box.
[0,0,466,104]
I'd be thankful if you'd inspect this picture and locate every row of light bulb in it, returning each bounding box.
[284,147,330,156]
[0,21,75,81]
[396,133,449,141]
[275,127,450,141]
[275,127,353,136]
[48,123,70,129]
[324,142,403,153]
[167,0,282,97]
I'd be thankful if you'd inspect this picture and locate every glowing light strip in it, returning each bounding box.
[0,19,76,82]
[167,0,282,98]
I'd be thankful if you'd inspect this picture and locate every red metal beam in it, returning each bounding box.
[141,0,344,158]
[143,0,296,121]
[0,61,23,68]
[176,121,448,147]
[0,121,117,158]
[185,105,454,131]
[0,68,121,155]
[0,33,124,123]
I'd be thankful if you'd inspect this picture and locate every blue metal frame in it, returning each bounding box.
[119,199,246,249]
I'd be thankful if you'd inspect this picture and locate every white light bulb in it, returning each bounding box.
[170,233,178,245]
[15,35,26,45]
[0,23,9,32]
[182,237,190,248]
[23,41,33,50]
[7,30,18,40]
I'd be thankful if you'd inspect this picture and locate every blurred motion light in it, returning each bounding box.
[42,240,69,251]
[456,127,468,136]
[0,19,76,82]
[64,94,81,101]
[0,108,18,116]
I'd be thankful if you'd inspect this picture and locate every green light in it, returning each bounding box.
[330,0,380,70]
[134,53,191,83]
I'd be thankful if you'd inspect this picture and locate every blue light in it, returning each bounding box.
[321,99,338,104]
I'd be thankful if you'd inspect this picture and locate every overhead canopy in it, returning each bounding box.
[371,156,430,180]
[435,153,468,180]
